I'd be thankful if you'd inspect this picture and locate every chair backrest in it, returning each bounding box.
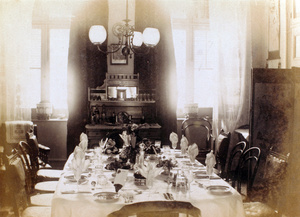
[107,201,201,217]
[17,141,37,191]
[226,141,247,181]
[262,150,290,212]
[181,118,212,152]
[215,129,231,178]
[5,152,30,217]
[237,147,261,193]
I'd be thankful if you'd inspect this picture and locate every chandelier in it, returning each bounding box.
[88,0,160,58]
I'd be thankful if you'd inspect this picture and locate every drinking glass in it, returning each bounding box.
[171,142,177,156]
[189,154,196,166]
[97,174,108,188]
[206,165,213,186]
[163,145,171,156]
[120,189,134,203]
[74,168,83,193]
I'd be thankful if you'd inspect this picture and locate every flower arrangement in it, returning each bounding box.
[156,156,178,174]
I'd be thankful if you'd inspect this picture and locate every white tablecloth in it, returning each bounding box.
[51,151,246,217]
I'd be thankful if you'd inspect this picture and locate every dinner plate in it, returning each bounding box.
[64,174,88,183]
[206,185,231,195]
[93,192,119,202]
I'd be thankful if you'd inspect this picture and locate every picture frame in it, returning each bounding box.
[110,44,128,65]
[267,0,280,60]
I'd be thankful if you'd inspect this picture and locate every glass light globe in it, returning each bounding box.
[143,28,160,47]
[89,25,107,45]
[132,31,143,47]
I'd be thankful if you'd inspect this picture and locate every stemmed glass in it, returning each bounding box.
[171,142,177,156]
[74,168,83,193]
[183,168,194,197]
[189,153,196,167]
[206,165,213,186]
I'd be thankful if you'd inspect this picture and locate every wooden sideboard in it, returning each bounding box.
[85,123,161,148]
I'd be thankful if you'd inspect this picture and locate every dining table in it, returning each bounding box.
[51,148,246,217]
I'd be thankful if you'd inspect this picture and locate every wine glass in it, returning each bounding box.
[189,153,196,167]
[206,164,213,186]
[171,142,177,156]
[184,169,194,195]
[74,168,83,193]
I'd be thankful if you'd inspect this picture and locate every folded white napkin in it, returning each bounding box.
[70,146,90,178]
[73,146,85,160]
[79,139,88,152]
[169,132,178,145]
[139,161,163,179]
[188,143,199,159]
[205,150,216,175]
[119,131,130,147]
[180,135,188,154]
[80,132,88,141]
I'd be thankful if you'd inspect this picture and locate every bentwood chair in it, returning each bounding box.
[236,147,261,194]
[214,129,231,178]
[107,201,201,217]
[17,142,55,206]
[181,117,212,164]
[25,131,51,168]
[18,141,60,194]
[4,152,51,217]
[226,141,247,187]
[243,150,290,217]
[26,133,63,181]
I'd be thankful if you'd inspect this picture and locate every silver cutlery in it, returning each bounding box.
[163,193,174,200]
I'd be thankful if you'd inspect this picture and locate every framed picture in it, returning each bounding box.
[267,0,280,60]
[110,44,128,65]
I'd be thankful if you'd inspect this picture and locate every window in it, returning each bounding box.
[29,2,71,118]
[171,0,215,117]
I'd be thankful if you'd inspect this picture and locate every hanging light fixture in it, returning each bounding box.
[88,0,160,58]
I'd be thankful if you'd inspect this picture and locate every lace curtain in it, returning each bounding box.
[209,0,252,137]
[0,0,35,124]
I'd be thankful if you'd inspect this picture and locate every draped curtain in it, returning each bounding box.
[0,0,34,125]
[209,0,252,140]
[135,0,177,145]
[67,0,108,156]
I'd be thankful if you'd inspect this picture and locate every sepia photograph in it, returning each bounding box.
[0,0,300,216]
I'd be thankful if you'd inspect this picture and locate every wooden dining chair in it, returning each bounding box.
[236,147,261,194]
[26,131,51,168]
[226,141,247,187]
[181,117,212,164]
[4,152,51,217]
[107,201,201,217]
[16,142,54,206]
[17,141,59,194]
[242,150,290,217]
[25,133,63,182]
[214,129,231,178]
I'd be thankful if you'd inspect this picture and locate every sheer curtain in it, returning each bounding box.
[209,0,252,138]
[0,0,35,124]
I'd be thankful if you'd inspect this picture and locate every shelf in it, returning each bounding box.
[89,100,155,107]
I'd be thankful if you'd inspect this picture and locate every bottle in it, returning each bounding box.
[101,105,106,123]
[111,111,116,124]
[94,106,100,124]
[141,115,145,124]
